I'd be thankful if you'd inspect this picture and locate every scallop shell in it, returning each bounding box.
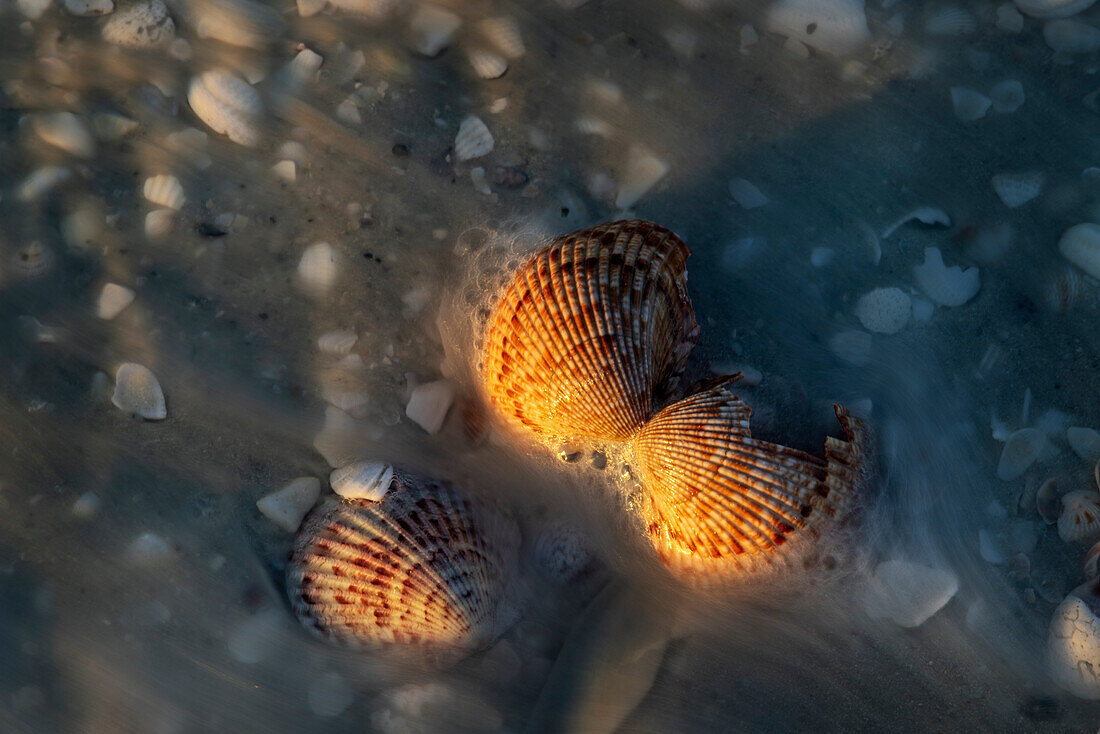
[1058,491,1100,544]
[455,116,494,162]
[287,471,519,653]
[329,461,393,501]
[102,0,175,48]
[481,220,700,444]
[187,70,261,147]
[630,378,868,582]
[143,174,185,211]
[1016,0,1097,17]
[467,49,508,80]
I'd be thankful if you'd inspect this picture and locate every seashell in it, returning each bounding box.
[951,87,992,121]
[532,520,592,583]
[1086,542,1100,580]
[728,178,768,209]
[1068,427,1100,463]
[317,330,357,355]
[287,471,520,653]
[143,174,185,210]
[631,379,868,582]
[17,166,71,202]
[455,116,494,162]
[997,3,1025,32]
[478,17,524,59]
[32,112,95,158]
[298,242,339,291]
[765,0,871,56]
[1017,0,1096,17]
[990,80,1026,112]
[997,428,1044,480]
[864,559,958,628]
[406,380,455,435]
[481,220,699,445]
[1037,478,1061,524]
[467,49,508,80]
[1044,19,1100,53]
[330,461,393,501]
[1058,491,1100,543]
[12,241,55,279]
[855,287,911,334]
[102,0,175,48]
[145,209,175,239]
[187,70,261,147]
[615,146,669,209]
[183,0,286,49]
[409,4,462,57]
[111,362,167,420]
[257,477,321,532]
[64,0,111,14]
[1048,580,1100,700]
[991,172,1043,208]
[925,7,976,35]
[1059,223,1100,280]
[913,247,980,307]
[97,283,135,320]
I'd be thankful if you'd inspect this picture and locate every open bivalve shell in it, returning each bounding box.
[480,220,700,446]
[287,470,520,656]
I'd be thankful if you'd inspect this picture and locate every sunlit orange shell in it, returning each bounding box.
[631,378,868,582]
[481,220,699,443]
[287,471,519,652]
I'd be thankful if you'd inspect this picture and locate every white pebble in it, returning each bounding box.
[1059,223,1100,279]
[615,146,668,209]
[256,477,320,532]
[97,283,135,320]
[317,331,358,355]
[272,160,296,182]
[308,672,354,717]
[126,532,173,567]
[728,178,768,209]
[951,87,992,121]
[330,461,393,501]
[854,287,911,334]
[913,247,980,307]
[405,380,455,434]
[298,242,340,291]
[409,4,461,56]
[102,0,174,48]
[335,98,361,126]
[71,491,101,519]
[863,559,958,628]
[111,363,167,420]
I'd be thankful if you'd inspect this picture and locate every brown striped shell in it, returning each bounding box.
[631,378,868,583]
[287,471,519,653]
[481,220,699,444]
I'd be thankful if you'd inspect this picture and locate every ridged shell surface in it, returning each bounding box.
[481,220,699,444]
[187,70,261,146]
[631,378,867,583]
[288,472,519,652]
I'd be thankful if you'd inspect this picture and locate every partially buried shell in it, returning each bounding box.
[630,377,869,583]
[480,220,699,445]
[187,70,261,147]
[287,471,520,653]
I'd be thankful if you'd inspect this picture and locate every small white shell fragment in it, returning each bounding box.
[187,70,262,147]
[91,112,138,140]
[997,428,1044,480]
[829,329,872,365]
[1017,0,1096,18]
[330,461,393,501]
[335,98,361,126]
[468,49,508,79]
[298,242,340,291]
[1068,427,1100,463]
[256,477,321,532]
[479,16,525,59]
[272,160,296,182]
[409,4,462,57]
[112,363,167,420]
[979,529,1006,564]
[728,178,768,209]
[18,166,71,201]
[810,247,834,267]
[1044,19,1100,52]
[740,23,759,51]
[614,146,669,209]
[470,166,492,195]
[990,80,1025,113]
[97,283,135,320]
[533,520,592,583]
[297,0,324,16]
[765,0,871,56]
[664,26,698,57]
[308,671,354,718]
[102,0,175,47]
[18,0,52,19]
[997,3,1025,31]
[863,559,958,628]
[925,7,976,35]
[1058,491,1100,543]
[127,532,173,567]
[145,209,175,239]
[881,206,951,238]
[991,171,1043,208]
[317,331,357,355]
[913,247,980,307]
[951,87,992,121]
[32,112,95,158]
[455,116,494,161]
[1048,586,1100,700]
[71,491,101,519]
[405,379,455,434]
[64,0,111,14]
[1059,223,1100,279]
[855,287,911,334]
[143,174,185,210]
[227,608,286,664]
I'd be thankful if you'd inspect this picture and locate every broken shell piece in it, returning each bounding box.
[1038,478,1062,525]
[532,520,593,583]
[111,363,167,420]
[32,112,95,158]
[455,116,494,162]
[330,461,393,501]
[1068,427,1100,463]
[317,331,358,355]
[409,4,461,57]
[728,178,768,209]
[1058,491,1100,544]
[257,477,321,532]
[881,206,951,238]
[951,87,992,121]
[467,49,508,79]
[997,428,1044,480]
[991,172,1043,208]
[765,0,871,56]
[864,559,959,628]
[145,209,175,239]
[143,174,185,210]
[1059,223,1100,280]
[187,70,262,147]
[855,287,911,334]
[97,283,135,320]
[913,247,980,307]
[990,80,1025,113]
[18,167,71,202]
[406,380,455,434]
[298,242,339,292]
[479,17,524,59]
[1047,580,1100,700]
[615,147,669,209]
[102,0,175,48]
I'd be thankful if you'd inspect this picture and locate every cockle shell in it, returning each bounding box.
[630,378,868,582]
[187,70,261,147]
[481,220,699,444]
[1059,491,1100,544]
[143,174,185,210]
[478,16,525,59]
[467,49,508,80]
[12,241,54,279]
[287,471,519,653]
[455,116,494,162]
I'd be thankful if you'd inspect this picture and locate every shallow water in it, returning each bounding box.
[3,0,1100,731]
